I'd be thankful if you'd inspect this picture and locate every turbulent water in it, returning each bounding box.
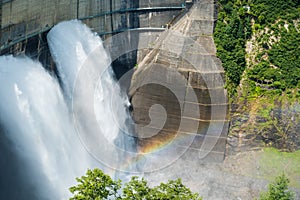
[0,20,134,199]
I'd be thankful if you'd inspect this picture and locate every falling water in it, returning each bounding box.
[47,20,136,168]
[0,56,97,199]
[47,20,131,145]
[0,20,135,199]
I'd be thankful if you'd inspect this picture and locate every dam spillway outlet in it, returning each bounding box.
[0,0,229,199]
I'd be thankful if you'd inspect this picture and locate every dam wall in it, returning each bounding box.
[0,0,229,162]
[0,0,188,75]
[0,0,186,53]
[129,0,229,162]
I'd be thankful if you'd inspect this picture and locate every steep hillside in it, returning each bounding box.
[214,0,300,151]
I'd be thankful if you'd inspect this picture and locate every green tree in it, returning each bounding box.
[259,174,295,200]
[122,176,150,200]
[70,169,202,200]
[69,169,121,200]
[149,179,201,200]
[214,0,300,97]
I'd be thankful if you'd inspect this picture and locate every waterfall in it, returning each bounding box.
[0,20,135,199]
[0,56,96,199]
[47,20,136,170]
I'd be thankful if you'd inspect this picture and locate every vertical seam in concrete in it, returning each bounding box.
[37,34,41,59]
[110,0,113,32]
[9,0,12,43]
[182,71,191,120]
[0,1,2,51]
[76,0,79,19]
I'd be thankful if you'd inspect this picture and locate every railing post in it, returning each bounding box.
[0,1,2,50]
[76,0,79,19]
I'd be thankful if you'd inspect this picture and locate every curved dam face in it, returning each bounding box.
[129,0,229,162]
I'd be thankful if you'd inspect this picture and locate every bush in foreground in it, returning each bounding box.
[69,168,202,200]
[259,174,294,200]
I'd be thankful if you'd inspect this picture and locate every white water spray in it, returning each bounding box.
[0,56,98,199]
[0,20,134,199]
[47,20,135,157]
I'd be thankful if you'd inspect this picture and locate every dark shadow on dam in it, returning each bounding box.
[111,0,140,90]
[109,0,140,170]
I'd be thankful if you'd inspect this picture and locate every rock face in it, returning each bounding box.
[129,0,229,162]
[228,100,300,153]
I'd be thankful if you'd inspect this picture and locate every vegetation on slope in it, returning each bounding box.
[214,0,252,96]
[214,0,300,97]
[215,0,300,150]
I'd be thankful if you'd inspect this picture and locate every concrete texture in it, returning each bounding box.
[0,0,229,164]
[129,0,229,162]
[1,1,299,200]
[0,0,185,52]
[0,0,187,83]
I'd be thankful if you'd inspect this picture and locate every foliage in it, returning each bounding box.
[267,26,300,88]
[70,169,202,200]
[214,0,252,96]
[123,176,201,200]
[214,0,300,97]
[259,174,295,200]
[251,0,299,28]
[69,169,121,200]
[247,21,300,92]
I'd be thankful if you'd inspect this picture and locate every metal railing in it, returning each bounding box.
[0,5,187,52]
[79,5,186,21]
[98,27,166,36]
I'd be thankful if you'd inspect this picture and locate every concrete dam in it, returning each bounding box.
[0,0,228,160]
[0,0,229,197]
